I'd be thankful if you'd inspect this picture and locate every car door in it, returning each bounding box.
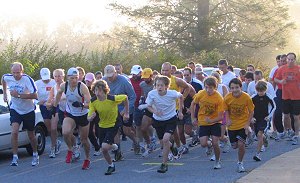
[0,88,30,150]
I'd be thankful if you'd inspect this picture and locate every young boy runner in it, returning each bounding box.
[88,80,129,175]
[144,75,183,173]
[190,76,224,169]
[252,80,276,161]
[224,78,254,173]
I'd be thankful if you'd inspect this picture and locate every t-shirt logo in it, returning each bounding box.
[46,86,52,91]
[230,104,244,115]
[203,101,216,115]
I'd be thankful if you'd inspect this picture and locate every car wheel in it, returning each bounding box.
[26,125,46,155]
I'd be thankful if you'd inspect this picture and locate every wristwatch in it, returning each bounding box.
[17,94,21,98]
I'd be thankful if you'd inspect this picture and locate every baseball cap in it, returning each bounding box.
[130,65,142,75]
[40,68,51,80]
[67,67,79,76]
[104,65,116,77]
[141,68,153,79]
[85,72,95,82]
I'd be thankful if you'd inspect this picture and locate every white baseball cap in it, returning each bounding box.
[67,67,79,76]
[130,65,142,75]
[40,68,51,80]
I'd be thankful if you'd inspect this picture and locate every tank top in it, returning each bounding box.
[170,75,180,92]
[65,82,88,116]
[169,75,181,109]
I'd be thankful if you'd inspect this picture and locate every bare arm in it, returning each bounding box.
[123,96,130,120]
[80,83,91,109]
[53,83,65,107]
[176,78,190,99]
[177,94,184,120]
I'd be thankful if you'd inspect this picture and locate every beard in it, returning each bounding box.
[133,75,141,80]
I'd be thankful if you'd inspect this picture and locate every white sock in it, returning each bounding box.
[33,152,38,157]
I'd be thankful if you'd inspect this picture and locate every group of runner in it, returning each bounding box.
[1,52,300,175]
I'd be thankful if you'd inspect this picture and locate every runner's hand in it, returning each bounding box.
[88,112,96,122]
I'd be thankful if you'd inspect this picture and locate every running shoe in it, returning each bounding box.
[253,154,261,161]
[237,162,245,173]
[55,140,62,155]
[210,154,216,161]
[49,147,56,158]
[65,150,73,163]
[93,150,101,156]
[213,160,221,169]
[82,159,91,170]
[31,155,39,166]
[73,145,81,160]
[189,135,199,147]
[222,140,230,153]
[105,165,116,175]
[10,155,18,166]
[168,152,174,161]
[157,163,168,173]
[292,136,298,145]
[142,149,150,158]
[260,145,266,152]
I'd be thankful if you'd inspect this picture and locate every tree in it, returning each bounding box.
[110,0,295,57]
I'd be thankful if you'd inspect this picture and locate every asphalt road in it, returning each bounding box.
[0,136,298,183]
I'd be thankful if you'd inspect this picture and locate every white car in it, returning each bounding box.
[203,67,241,77]
[0,87,46,155]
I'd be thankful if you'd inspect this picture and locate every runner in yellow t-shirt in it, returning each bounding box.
[191,77,224,169]
[224,78,254,173]
[88,80,129,175]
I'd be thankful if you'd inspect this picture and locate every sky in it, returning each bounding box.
[1,0,300,38]
[1,0,147,32]
[1,0,300,32]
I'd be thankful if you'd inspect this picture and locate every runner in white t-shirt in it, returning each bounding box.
[247,70,275,99]
[144,75,183,173]
[1,62,39,167]
[218,59,236,88]
[35,68,56,151]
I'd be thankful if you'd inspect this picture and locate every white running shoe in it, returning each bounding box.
[93,150,101,156]
[292,136,299,145]
[214,160,221,169]
[237,162,245,173]
[10,155,18,166]
[55,140,62,155]
[49,148,56,158]
[31,155,39,166]
[210,154,216,161]
[73,145,81,160]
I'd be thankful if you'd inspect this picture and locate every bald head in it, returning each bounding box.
[11,62,24,80]
[161,62,172,77]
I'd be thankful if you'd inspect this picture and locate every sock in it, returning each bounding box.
[13,154,18,159]
[109,163,114,167]
[33,152,38,157]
